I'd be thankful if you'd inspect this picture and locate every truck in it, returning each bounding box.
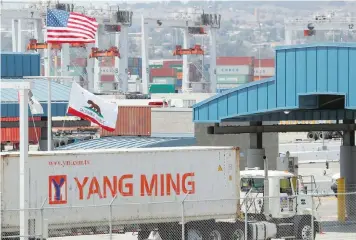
[0,146,320,240]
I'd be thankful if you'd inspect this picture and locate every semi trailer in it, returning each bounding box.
[0,146,319,240]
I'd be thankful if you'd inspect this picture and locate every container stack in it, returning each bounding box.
[216,57,254,91]
[253,59,275,81]
[149,68,177,93]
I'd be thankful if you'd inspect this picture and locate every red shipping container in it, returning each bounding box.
[254,59,275,68]
[1,127,41,144]
[0,117,41,122]
[99,58,115,67]
[217,57,254,66]
[163,60,183,68]
[150,68,176,77]
[100,106,151,137]
[70,58,87,67]
[101,75,115,82]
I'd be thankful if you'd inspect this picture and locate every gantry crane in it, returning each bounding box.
[89,47,121,58]
[284,12,356,44]
[141,12,221,94]
[173,44,204,56]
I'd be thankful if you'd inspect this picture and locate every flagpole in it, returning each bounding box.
[46,7,52,151]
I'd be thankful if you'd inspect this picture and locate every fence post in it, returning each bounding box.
[40,198,47,240]
[244,197,248,240]
[311,194,314,240]
[182,193,189,240]
[109,194,118,240]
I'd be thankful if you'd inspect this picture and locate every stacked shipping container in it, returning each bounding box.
[253,59,275,81]
[100,106,151,137]
[216,57,254,91]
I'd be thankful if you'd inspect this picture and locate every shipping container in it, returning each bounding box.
[217,83,244,89]
[1,127,41,144]
[176,79,182,87]
[100,67,118,75]
[253,76,272,81]
[177,72,183,79]
[99,58,115,67]
[216,56,254,66]
[254,67,275,77]
[216,65,253,75]
[217,75,251,84]
[254,59,275,68]
[70,58,87,67]
[1,52,40,78]
[0,117,41,122]
[149,64,163,69]
[0,147,239,237]
[100,106,151,137]
[152,77,176,85]
[150,68,176,77]
[163,60,183,68]
[149,84,176,93]
[100,75,115,82]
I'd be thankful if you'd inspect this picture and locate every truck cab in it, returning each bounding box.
[239,169,320,240]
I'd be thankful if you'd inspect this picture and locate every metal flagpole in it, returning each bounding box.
[47,43,52,151]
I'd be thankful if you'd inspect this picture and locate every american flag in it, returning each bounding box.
[46,9,99,44]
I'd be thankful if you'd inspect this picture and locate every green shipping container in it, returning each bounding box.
[217,75,251,84]
[149,84,176,93]
[149,64,163,69]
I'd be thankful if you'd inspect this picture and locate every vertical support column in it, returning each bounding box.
[114,33,120,91]
[285,29,293,45]
[61,44,70,77]
[182,28,190,93]
[340,119,356,218]
[141,15,149,94]
[119,26,129,93]
[44,28,51,77]
[33,19,42,42]
[86,43,94,92]
[17,19,24,52]
[19,88,29,240]
[12,19,18,52]
[247,121,265,169]
[93,27,101,93]
[209,28,217,93]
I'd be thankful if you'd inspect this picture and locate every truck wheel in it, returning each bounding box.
[138,231,151,240]
[297,222,316,240]
[231,229,245,240]
[186,228,203,240]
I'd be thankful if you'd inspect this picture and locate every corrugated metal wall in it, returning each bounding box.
[1,52,41,78]
[100,106,151,137]
[1,127,41,144]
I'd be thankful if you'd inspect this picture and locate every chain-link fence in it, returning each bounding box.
[2,192,356,240]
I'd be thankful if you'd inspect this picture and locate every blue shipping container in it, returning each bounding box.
[176,79,182,87]
[1,52,41,78]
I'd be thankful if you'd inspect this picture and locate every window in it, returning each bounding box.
[241,178,264,193]
[280,178,293,195]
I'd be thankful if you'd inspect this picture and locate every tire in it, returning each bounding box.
[297,219,316,240]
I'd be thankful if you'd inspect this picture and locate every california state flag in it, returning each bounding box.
[67,82,118,131]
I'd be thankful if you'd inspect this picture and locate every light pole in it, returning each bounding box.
[1,81,32,240]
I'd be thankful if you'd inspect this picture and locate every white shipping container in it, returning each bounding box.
[216,65,252,75]
[1,147,240,234]
[254,67,275,77]
[100,67,119,75]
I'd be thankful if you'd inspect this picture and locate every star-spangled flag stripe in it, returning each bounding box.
[46,9,98,44]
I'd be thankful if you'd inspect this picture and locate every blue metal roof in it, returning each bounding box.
[193,43,356,123]
[1,79,70,102]
[55,136,196,150]
[0,79,69,117]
